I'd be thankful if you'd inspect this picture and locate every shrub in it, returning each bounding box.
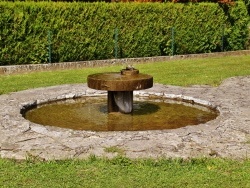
[0,2,248,65]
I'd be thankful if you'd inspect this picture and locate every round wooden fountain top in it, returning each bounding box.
[87,68,153,91]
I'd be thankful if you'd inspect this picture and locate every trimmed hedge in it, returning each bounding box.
[0,2,249,65]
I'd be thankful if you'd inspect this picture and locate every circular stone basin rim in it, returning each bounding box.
[20,92,219,112]
[21,91,219,131]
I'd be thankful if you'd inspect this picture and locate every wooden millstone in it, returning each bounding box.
[87,69,153,113]
[87,71,153,91]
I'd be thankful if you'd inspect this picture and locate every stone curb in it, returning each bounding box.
[1,50,250,75]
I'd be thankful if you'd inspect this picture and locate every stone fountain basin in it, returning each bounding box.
[0,76,249,160]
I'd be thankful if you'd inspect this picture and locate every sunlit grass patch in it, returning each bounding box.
[1,55,250,94]
[0,157,250,188]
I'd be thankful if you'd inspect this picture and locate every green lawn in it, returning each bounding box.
[1,54,250,187]
[1,55,250,94]
[1,157,250,188]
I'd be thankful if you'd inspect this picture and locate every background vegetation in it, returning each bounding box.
[0,2,249,65]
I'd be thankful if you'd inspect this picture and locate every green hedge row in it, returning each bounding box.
[0,2,249,65]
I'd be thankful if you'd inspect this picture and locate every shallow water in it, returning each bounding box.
[24,96,218,131]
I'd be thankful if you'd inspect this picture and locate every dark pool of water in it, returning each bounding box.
[24,96,219,131]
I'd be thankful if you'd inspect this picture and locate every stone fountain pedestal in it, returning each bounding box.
[87,67,153,113]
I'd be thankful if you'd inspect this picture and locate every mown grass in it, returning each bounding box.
[1,55,250,94]
[0,54,250,187]
[0,156,250,188]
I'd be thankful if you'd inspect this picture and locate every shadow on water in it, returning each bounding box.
[133,102,160,115]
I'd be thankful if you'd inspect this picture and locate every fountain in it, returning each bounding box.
[2,66,250,160]
[87,66,153,114]
[23,67,219,131]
